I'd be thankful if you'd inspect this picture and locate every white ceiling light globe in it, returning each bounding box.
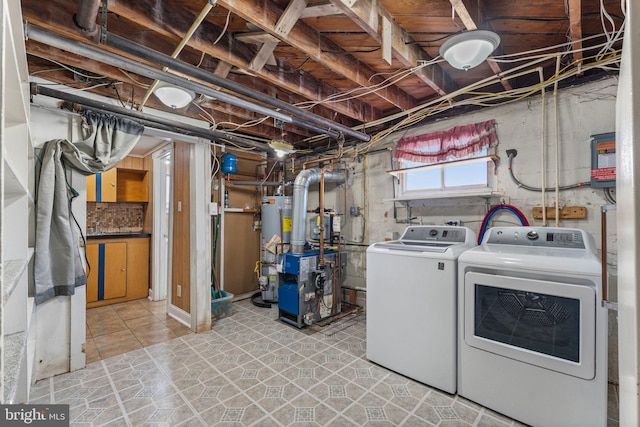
[439,30,501,71]
[154,82,196,109]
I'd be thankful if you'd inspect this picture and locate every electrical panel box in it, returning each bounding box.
[590,132,616,188]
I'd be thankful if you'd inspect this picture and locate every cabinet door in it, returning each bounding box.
[86,242,127,305]
[86,244,99,303]
[104,242,127,299]
[86,168,117,202]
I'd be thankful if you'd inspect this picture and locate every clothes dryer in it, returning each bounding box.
[457,226,607,427]
[366,226,477,393]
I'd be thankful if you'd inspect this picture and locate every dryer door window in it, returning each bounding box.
[464,272,596,380]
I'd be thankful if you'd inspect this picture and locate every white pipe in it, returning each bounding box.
[291,168,345,254]
[539,67,547,226]
[553,56,561,226]
[139,2,214,110]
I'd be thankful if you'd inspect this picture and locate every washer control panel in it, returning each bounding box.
[485,227,586,249]
[400,226,468,243]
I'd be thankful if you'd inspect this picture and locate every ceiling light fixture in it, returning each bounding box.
[439,30,500,71]
[153,81,196,109]
[268,140,296,158]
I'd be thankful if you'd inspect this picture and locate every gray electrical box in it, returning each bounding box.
[590,132,616,188]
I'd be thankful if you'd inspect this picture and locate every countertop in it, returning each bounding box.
[87,233,151,240]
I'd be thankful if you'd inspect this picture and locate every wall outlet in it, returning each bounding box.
[177,284,182,297]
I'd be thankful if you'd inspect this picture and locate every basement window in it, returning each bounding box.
[391,120,498,198]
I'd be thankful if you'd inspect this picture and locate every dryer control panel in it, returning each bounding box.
[485,227,587,249]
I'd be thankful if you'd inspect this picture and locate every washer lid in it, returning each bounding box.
[371,240,454,253]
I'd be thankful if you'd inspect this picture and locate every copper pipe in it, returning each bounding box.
[303,136,345,169]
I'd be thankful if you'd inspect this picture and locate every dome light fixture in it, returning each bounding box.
[268,140,296,158]
[153,81,196,109]
[439,30,501,71]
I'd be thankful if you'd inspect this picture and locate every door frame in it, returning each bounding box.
[151,144,173,303]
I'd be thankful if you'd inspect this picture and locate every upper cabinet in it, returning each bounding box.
[86,159,149,203]
[87,168,117,202]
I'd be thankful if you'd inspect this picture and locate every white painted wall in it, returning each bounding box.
[30,103,87,379]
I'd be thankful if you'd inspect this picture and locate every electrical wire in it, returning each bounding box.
[212,10,232,46]
[506,150,590,192]
[604,187,616,204]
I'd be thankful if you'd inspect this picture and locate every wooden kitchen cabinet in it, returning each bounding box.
[86,242,127,303]
[86,168,148,202]
[86,168,117,202]
[86,236,150,308]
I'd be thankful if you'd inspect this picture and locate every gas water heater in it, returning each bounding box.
[259,196,292,302]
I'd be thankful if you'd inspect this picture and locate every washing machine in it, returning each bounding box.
[366,225,477,393]
[457,226,607,427]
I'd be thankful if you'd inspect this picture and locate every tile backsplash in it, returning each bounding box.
[87,202,145,234]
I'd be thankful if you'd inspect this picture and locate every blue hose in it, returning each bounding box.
[478,204,529,244]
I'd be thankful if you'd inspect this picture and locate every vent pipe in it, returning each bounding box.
[291,168,345,254]
[72,0,101,43]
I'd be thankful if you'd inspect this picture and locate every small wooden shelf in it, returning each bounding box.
[116,168,149,202]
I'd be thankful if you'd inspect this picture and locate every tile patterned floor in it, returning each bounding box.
[31,299,619,426]
[86,299,194,363]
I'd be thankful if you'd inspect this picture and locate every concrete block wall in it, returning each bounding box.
[305,76,619,382]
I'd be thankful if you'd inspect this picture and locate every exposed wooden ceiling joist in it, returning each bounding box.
[568,0,584,68]
[330,0,458,96]
[216,0,419,111]
[19,0,624,153]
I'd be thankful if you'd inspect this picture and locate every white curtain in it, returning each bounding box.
[34,110,144,304]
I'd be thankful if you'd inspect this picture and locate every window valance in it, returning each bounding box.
[394,119,498,164]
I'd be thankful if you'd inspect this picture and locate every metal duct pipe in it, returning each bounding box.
[31,84,266,150]
[27,25,339,139]
[72,0,101,43]
[291,168,345,254]
[103,32,370,142]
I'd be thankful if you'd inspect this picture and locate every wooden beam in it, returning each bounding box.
[217,0,419,111]
[248,39,279,71]
[449,0,478,30]
[235,31,280,43]
[449,0,512,91]
[214,61,233,78]
[275,0,309,36]
[300,1,341,18]
[22,0,382,123]
[248,0,309,73]
[330,0,457,96]
[568,0,583,68]
[381,16,392,65]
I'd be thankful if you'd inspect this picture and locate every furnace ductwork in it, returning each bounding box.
[291,169,345,254]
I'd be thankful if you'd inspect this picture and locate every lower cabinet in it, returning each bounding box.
[86,236,149,308]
